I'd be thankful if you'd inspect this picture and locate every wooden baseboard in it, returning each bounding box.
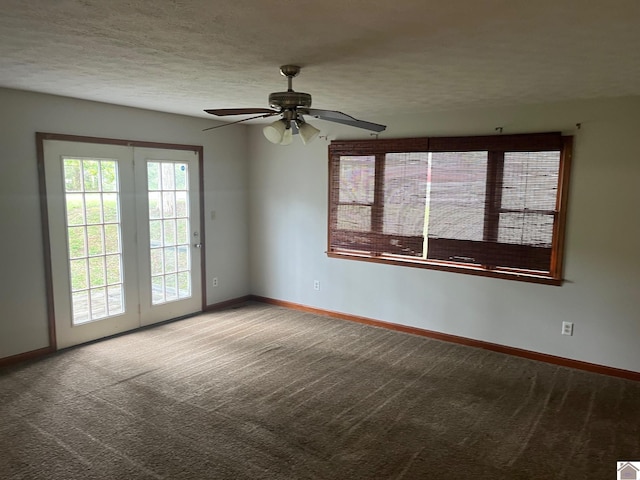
[0,346,54,368]
[204,295,252,312]
[249,295,640,382]
[5,295,637,382]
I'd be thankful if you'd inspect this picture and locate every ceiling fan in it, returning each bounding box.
[204,65,386,145]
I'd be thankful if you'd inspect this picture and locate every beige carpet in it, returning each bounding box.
[1,302,638,479]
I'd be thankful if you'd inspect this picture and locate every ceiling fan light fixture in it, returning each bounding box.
[298,122,321,145]
[280,126,293,145]
[263,119,287,144]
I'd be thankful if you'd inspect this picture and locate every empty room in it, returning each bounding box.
[1,1,639,479]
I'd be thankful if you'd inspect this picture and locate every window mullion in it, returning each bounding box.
[483,151,504,244]
[371,153,386,255]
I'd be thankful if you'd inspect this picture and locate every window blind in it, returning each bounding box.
[328,133,572,283]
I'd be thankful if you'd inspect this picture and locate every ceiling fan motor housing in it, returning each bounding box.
[269,91,312,110]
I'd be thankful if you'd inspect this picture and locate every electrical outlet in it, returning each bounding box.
[561,321,573,336]
[313,280,320,291]
[213,277,218,287]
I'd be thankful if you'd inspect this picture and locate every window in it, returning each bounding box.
[328,133,572,284]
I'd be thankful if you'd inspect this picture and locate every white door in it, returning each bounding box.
[133,147,202,326]
[43,140,202,349]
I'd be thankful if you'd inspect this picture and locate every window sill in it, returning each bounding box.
[327,250,563,286]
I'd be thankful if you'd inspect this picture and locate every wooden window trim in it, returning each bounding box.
[327,133,573,285]
[327,250,564,286]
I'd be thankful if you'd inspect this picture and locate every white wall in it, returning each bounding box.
[3,88,639,373]
[248,96,640,373]
[0,88,250,358]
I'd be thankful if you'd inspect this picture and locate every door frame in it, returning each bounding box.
[36,132,206,350]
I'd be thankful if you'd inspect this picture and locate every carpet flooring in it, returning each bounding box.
[1,302,639,479]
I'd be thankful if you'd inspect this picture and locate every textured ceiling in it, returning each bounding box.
[1,0,639,123]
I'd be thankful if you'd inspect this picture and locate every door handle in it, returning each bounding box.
[194,243,202,248]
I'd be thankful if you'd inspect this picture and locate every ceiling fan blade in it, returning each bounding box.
[306,108,386,132]
[306,109,357,121]
[202,112,278,132]
[204,108,278,116]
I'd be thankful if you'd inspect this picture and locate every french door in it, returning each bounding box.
[43,139,202,349]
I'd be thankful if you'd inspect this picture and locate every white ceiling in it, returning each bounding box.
[1,0,639,124]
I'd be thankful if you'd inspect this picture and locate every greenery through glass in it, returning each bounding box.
[148,161,192,304]
[64,158,124,323]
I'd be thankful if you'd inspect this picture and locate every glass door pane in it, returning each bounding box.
[63,158,124,325]
[147,161,192,305]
